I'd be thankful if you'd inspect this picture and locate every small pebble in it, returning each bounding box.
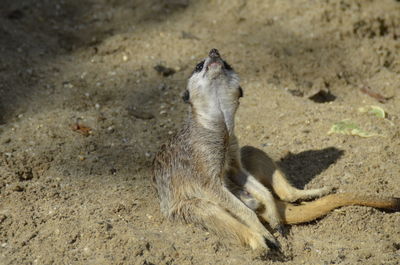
[63,82,73,88]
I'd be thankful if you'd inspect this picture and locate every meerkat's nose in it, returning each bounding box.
[209,48,220,58]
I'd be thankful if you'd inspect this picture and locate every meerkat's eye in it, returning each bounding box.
[194,60,205,72]
[223,60,233,71]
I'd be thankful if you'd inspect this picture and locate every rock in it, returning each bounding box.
[154,65,176,77]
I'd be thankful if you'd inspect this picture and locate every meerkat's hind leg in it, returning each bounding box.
[272,169,332,202]
[173,198,275,250]
[241,146,332,202]
[242,175,284,231]
[228,170,285,237]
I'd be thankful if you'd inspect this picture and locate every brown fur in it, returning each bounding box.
[152,49,399,251]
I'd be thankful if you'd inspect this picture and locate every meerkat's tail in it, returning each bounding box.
[275,193,400,225]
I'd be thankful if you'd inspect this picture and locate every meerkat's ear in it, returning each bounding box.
[239,86,244,98]
[182,89,190,103]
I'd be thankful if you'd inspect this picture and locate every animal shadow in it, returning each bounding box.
[277,147,344,189]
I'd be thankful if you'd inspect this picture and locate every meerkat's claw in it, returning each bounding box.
[264,237,281,251]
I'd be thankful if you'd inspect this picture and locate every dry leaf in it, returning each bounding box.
[360,87,390,103]
[71,123,92,136]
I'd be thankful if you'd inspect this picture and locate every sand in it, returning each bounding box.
[1,0,399,264]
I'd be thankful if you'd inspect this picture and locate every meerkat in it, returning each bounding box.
[153,49,399,251]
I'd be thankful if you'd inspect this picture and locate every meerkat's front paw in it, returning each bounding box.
[257,226,280,250]
[247,231,280,251]
[264,236,281,251]
[242,230,266,250]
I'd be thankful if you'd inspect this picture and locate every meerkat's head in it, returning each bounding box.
[183,49,243,133]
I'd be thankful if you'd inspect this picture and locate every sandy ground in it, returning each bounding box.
[1,0,400,264]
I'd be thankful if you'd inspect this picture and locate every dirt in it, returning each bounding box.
[1,0,399,264]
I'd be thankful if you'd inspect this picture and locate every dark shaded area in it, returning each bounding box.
[308,90,336,103]
[6,9,25,20]
[241,146,343,190]
[1,0,89,122]
[0,0,193,196]
[277,147,344,189]
[0,0,190,124]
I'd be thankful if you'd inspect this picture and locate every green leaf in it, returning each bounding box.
[358,105,386,118]
[328,120,377,137]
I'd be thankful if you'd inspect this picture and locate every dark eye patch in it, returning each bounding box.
[223,60,233,71]
[194,60,205,73]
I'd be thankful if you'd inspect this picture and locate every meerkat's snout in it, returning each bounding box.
[206,48,224,74]
[209,48,220,58]
[184,49,240,106]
